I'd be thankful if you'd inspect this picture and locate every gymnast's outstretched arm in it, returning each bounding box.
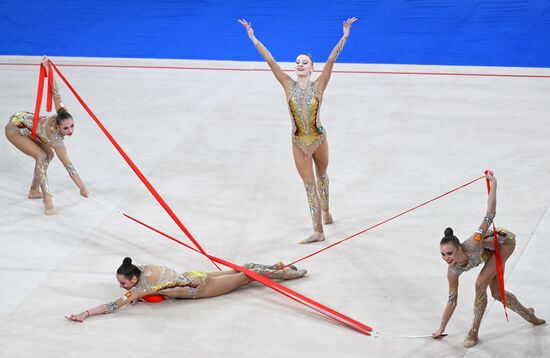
[42,56,66,113]
[65,288,155,322]
[433,270,459,338]
[65,279,200,322]
[53,146,89,198]
[238,19,291,88]
[468,171,497,245]
[316,17,357,94]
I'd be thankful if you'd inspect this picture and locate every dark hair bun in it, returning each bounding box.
[122,257,132,267]
[444,227,454,237]
[57,107,68,116]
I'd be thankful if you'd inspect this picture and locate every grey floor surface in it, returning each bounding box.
[0,56,549,357]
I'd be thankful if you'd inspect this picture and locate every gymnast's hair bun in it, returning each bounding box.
[444,227,454,237]
[122,257,132,267]
[57,106,68,116]
[117,256,141,279]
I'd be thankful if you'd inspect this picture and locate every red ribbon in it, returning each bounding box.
[121,213,372,335]
[31,60,55,139]
[46,61,53,112]
[271,175,486,275]
[31,63,46,139]
[49,62,221,271]
[43,59,494,335]
[43,63,372,335]
[484,170,509,320]
[44,61,372,334]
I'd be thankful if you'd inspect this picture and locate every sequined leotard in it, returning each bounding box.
[449,227,515,276]
[103,264,209,313]
[7,111,65,148]
[134,264,209,297]
[251,34,349,236]
[252,36,348,157]
[287,80,326,156]
[6,111,71,196]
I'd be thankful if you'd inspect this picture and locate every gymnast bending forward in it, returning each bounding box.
[5,56,88,215]
[66,257,307,322]
[433,171,545,347]
[238,17,357,244]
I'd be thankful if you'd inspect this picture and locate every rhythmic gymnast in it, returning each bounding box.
[432,171,545,347]
[4,57,88,215]
[66,257,307,322]
[238,17,357,244]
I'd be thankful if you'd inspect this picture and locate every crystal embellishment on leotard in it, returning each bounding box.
[102,301,119,313]
[483,214,495,225]
[316,174,330,212]
[135,265,208,299]
[52,83,60,97]
[305,184,323,232]
[64,163,78,176]
[8,112,65,148]
[450,228,513,276]
[288,81,326,156]
[38,159,50,195]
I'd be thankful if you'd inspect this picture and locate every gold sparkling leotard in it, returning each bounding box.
[252,36,349,157]
[6,111,70,195]
[7,111,65,148]
[133,264,209,297]
[449,227,514,276]
[288,80,326,156]
[102,264,210,313]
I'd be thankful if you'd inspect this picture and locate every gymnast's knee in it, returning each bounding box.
[34,151,48,164]
[474,280,488,293]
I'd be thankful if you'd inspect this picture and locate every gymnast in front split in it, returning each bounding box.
[66,257,307,322]
[432,171,545,347]
[238,17,357,244]
[4,57,88,215]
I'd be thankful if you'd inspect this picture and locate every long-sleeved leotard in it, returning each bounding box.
[102,264,209,313]
[7,111,65,148]
[6,111,76,195]
[449,227,515,276]
[446,227,542,345]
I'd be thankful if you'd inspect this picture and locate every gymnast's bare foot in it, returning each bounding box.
[528,308,546,325]
[322,211,333,225]
[281,267,307,280]
[28,187,43,199]
[463,330,478,348]
[43,195,57,215]
[299,232,325,244]
[274,262,297,271]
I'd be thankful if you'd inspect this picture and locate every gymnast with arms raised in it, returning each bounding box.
[66,257,307,322]
[4,56,88,215]
[238,17,357,244]
[433,171,545,347]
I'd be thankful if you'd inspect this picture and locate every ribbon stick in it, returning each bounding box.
[484,170,508,320]
[49,61,221,271]
[31,63,47,139]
